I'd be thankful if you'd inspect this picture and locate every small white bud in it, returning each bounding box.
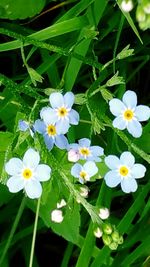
[51,209,64,223]
[99,207,110,220]
[93,227,103,238]
[121,0,133,12]
[57,199,67,209]
[68,149,80,162]
[143,4,150,14]
[79,186,89,198]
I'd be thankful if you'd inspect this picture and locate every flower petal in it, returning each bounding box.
[135,105,150,122]
[131,164,146,178]
[71,163,82,178]
[18,120,29,131]
[68,109,79,125]
[83,161,98,177]
[40,107,57,125]
[35,164,51,181]
[24,180,42,199]
[122,90,137,108]
[34,119,46,134]
[121,178,137,193]
[113,116,127,130]
[44,135,54,151]
[120,152,135,167]
[64,92,74,108]
[68,143,79,151]
[5,158,23,175]
[23,148,40,169]
[78,138,91,147]
[55,135,68,149]
[49,93,64,108]
[90,146,104,156]
[105,155,120,170]
[109,99,125,116]
[104,170,121,187]
[56,119,70,134]
[7,176,24,193]
[127,120,142,138]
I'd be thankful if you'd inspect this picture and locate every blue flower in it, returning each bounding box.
[109,90,150,138]
[71,161,98,184]
[34,119,68,151]
[104,151,146,193]
[40,92,79,134]
[5,148,51,199]
[18,120,35,137]
[69,138,104,162]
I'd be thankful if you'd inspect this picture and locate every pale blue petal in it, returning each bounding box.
[135,105,150,122]
[120,152,135,167]
[40,107,57,125]
[68,109,79,125]
[24,180,42,199]
[78,138,91,147]
[87,155,101,162]
[104,170,121,187]
[55,135,68,149]
[131,164,146,178]
[35,164,51,181]
[113,116,127,130]
[23,148,40,169]
[34,119,46,134]
[56,119,70,134]
[44,135,54,150]
[71,163,82,178]
[64,92,74,108]
[83,161,98,177]
[109,99,125,116]
[105,155,120,170]
[68,143,79,151]
[49,93,64,108]
[127,120,142,138]
[7,176,24,193]
[18,120,29,131]
[5,158,23,175]
[121,178,137,193]
[90,146,104,156]
[122,90,137,109]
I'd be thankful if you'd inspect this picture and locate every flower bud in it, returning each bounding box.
[143,0,150,14]
[93,227,103,238]
[102,223,113,235]
[99,207,110,220]
[57,199,66,209]
[102,234,112,246]
[111,231,120,242]
[68,149,80,162]
[121,0,133,12]
[51,209,64,223]
[136,6,146,22]
[118,236,124,244]
[109,242,118,250]
[79,185,89,198]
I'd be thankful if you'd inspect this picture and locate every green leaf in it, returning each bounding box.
[0,0,46,20]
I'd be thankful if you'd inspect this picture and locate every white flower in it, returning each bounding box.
[109,90,150,138]
[51,209,64,223]
[5,148,51,199]
[57,199,67,209]
[93,227,103,238]
[68,149,80,162]
[99,208,110,220]
[121,0,133,12]
[79,185,89,198]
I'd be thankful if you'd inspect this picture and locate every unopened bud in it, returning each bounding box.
[99,207,110,220]
[118,236,124,244]
[109,242,118,250]
[111,231,120,242]
[57,199,66,209]
[68,149,80,162]
[51,209,64,223]
[121,0,133,12]
[103,223,113,235]
[102,234,112,246]
[79,185,89,198]
[136,6,146,22]
[93,227,103,238]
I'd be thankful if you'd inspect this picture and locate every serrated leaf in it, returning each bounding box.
[0,0,46,20]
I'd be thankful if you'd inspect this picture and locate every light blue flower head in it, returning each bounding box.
[109,90,150,138]
[71,161,98,184]
[18,120,35,137]
[40,92,79,135]
[5,148,51,199]
[69,138,104,162]
[104,151,146,193]
[34,119,68,151]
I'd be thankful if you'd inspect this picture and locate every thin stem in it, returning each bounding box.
[29,197,41,267]
[0,196,26,266]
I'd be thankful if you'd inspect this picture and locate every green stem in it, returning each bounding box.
[0,196,26,266]
[29,197,41,267]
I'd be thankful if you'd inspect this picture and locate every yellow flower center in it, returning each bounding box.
[119,166,129,176]
[57,107,68,118]
[23,168,32,180]
[47,125,56,136]
[79,171,87,180]
[124,109,134,121]
[79,147,90,157]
